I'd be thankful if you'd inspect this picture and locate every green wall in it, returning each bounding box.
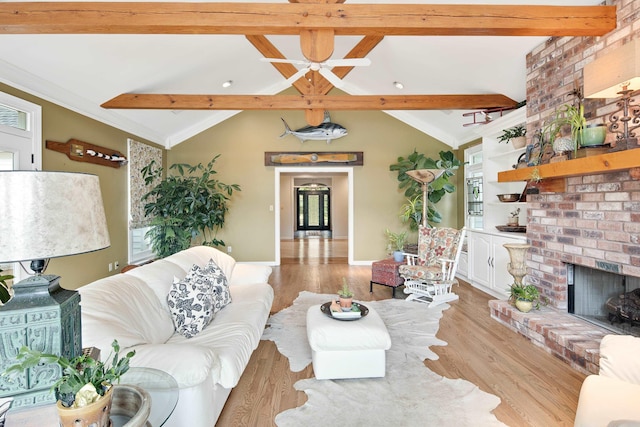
[1,82,162,290]
[2,81,462,288]
[168,108,460,262]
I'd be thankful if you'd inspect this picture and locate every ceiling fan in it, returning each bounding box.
[260,57,371,89]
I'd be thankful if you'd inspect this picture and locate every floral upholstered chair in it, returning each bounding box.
[398,227,466,307]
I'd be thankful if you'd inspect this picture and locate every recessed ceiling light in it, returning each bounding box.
[222,80,233,88]
[393,81,404,90]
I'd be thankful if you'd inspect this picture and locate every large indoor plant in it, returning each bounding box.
[3,340,135,427]
[390,150,461,230]
[142,155,241,258]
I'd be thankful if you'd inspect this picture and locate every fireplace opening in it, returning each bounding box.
[568,264,640,337]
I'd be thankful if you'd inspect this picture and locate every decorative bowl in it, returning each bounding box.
[497,193,520,202]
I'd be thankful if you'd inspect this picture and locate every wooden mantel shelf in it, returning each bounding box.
[498,148,640,186]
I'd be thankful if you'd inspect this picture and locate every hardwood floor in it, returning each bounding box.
[216,240,586,426]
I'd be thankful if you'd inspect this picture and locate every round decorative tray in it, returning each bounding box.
[320,301,369,321]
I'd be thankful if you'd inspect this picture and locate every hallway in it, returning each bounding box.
[280,238,347,264]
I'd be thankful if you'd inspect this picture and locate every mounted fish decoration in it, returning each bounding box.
[279,112,347,144]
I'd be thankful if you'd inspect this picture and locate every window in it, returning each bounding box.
[127,139,162,263]
[0,91,42,281]
[0,103,28,131]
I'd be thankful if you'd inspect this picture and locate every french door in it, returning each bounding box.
[296,188,331,231]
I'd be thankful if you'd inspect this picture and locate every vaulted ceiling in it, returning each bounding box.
[0,1,613,148]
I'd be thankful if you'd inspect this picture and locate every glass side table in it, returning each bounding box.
[116,367,179,427]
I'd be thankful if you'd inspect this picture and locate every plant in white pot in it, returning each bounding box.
[508,283,544,313]
[3,340,136,427]
[498,125,527,149]
[385,229,407,262]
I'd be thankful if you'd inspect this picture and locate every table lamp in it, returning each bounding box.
[0,171,110,409]
[584,39,640,151]
[405,169,445,228]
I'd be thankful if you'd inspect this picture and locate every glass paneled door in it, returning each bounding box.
[0,92,42,282]
[296,187,331,232]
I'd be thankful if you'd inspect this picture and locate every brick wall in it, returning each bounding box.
[524,0,640,309]
[526,170,640,309]
[489,1,640,373]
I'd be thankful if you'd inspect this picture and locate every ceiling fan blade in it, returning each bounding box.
[318,68,345,89]
[323,58,371,67]
[261,57,309,66]
[285,67,311,86]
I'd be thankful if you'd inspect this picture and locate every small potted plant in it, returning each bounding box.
[507,208,520,226]
[385,229,407,262]
[508,283,543,313]
[0,269,14,306]
[3,340,136,427]
[498,125,527,149]
[337,278,354,310]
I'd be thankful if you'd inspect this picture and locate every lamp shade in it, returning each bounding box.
[0,171,110,263]
[584,39,640,99]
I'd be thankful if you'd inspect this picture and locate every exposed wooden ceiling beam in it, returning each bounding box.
[0,3,616,37]
[101,94,518,111]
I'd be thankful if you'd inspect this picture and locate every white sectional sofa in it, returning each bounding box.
[574,335,640,427]
[78,246,274,427]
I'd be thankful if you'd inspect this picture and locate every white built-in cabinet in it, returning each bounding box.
[460,107,528,299]
[467,230,526,298]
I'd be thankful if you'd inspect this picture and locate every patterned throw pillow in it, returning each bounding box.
[167,264,215,338]
[200,258,232,313]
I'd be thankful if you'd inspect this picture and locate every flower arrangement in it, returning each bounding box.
[510,208,521,218]
[3,340,135,408]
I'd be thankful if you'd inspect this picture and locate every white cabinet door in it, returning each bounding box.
[468,231,491,288]
[467,230,525,299]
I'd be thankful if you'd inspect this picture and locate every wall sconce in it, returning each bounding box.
[584,39,640,151]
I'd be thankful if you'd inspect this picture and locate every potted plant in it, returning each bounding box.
[337,278,354,310]
[141,155,241,258]
[546,103,607,155]
[507,208,520,226]
[0,269,13,306]
[3,340,135,427]
[508,283,543,313]
[385,229,407,262]
[498,125,527,149]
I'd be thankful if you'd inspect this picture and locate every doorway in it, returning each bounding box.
[275,167,354,265]
[295,185,331,238]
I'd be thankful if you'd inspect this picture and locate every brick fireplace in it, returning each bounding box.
[489,0,640,374]
[490,169,640,374]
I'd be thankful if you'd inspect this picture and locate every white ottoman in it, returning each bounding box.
[306,304,391,380]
